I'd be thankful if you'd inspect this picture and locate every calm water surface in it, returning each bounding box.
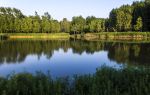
[0,40,150,77]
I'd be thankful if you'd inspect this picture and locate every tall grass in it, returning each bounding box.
[0,67,149,95]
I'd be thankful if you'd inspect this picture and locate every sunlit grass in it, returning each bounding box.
[3,33,70,39]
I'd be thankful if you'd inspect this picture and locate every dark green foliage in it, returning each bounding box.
[109,5,133,32]
[109,0,150,32]
[0,67,149,95]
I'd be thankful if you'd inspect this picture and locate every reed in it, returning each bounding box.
[0,67,149,95]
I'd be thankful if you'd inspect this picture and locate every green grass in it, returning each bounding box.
[4,33,69,36]
[93,32,150,37]
[1,32,150,40]
[2,33,70,39]
[0,67,149,95]
[86,32,150,36]
[82,32,150,41]
[95,32,150,38]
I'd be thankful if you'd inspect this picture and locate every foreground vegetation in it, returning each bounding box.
[0,67,149,95]
[0,0,150,34]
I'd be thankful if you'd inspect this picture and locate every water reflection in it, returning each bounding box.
[0,40,149,77]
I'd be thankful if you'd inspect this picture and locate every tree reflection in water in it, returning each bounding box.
[0,40,150,66]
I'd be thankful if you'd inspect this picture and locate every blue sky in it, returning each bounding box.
[0,0,139,20]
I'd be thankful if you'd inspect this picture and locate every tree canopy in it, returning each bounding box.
[0,0,150,33]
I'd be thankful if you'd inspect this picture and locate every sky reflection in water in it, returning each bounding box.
[0,48,122,77]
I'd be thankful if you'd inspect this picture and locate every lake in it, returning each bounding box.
[0,39,150,78]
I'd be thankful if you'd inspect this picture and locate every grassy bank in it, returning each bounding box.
[82,32,150,40]
[0,67,149,95]
[3,33,70,39]
[1,32,150,41]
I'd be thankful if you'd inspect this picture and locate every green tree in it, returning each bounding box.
[32,12,41,33]
[89,19,105,32]
[85,16,97,33]
[51,20,60,33]
[41,12,51,33]
[14,18,22,33]
[60,18,70,33]
[0,1,150,34]
[71,16,86,34]
[134,17,143,31]
[109,5,133,32]
[21,17,33,33]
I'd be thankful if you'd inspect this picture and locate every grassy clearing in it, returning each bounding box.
[0,67,149,95]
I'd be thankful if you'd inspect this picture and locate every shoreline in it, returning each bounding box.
[1,32,150,41]
[72,32,150,41]
[1,33,70,39]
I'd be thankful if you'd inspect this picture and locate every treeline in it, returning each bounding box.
[0,0,150,33]
[0,67,149,95]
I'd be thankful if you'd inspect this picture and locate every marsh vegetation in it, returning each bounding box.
[0,67,149,95]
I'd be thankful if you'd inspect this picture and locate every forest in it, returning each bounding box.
[0,0,150,34]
